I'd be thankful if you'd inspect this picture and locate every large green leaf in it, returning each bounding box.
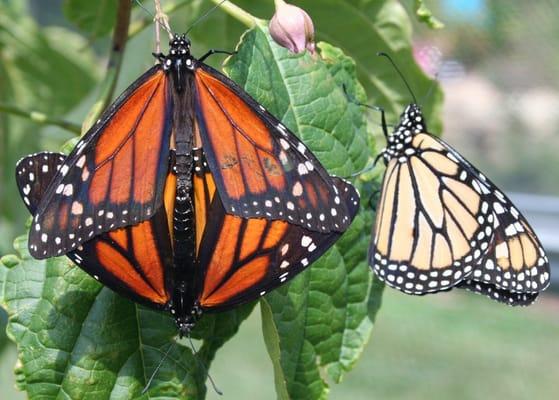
[0,235,254,399]
[224,24,382,400]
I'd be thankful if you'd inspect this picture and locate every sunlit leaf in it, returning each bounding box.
[413,0,445,29]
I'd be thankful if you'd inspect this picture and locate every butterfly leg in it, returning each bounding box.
[367,189,381,210]
[342,84,389,139]
[198,49,236,63]
[348,151,385,178]
[376,106,389,140]
[152,52,166,62]
[360,104,388,140]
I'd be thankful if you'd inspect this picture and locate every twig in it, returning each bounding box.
[81,0,132,133]
[0,103,81,134]
[154,0,173,53]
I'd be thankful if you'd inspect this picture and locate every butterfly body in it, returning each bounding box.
[160,36,200,332]
[370,104,550,305]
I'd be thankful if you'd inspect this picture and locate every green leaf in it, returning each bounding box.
[63,0,118,38]
[0,235,254,399]
[414,0,445,29]
[224,24,382,400]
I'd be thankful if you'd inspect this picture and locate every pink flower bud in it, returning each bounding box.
[269,0,315,54]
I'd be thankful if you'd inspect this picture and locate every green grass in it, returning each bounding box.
[208,290,559,399]
[330,290,559,400]
[1,290,558,399]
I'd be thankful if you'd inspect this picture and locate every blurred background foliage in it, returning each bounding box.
[414,0,559,195]
[1,0,558,399]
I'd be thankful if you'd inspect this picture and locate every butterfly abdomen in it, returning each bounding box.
[167,53,201,328]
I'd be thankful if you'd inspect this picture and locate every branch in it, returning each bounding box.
[0,104,81,134]
[81,0,133,133]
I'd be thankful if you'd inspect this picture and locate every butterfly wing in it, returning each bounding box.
[16,152,173,309]
[28,66,173,259]
[370,132,495,294]
[16,152,67,214]
[412,133,550,303]
[457,191,550,305]
[457,280,539,306]
[193,64,352,233]
[191,149,360,311]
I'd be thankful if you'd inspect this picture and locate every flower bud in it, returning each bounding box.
[269,0,315,54]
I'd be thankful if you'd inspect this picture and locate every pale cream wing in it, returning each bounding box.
[369,133,494,294]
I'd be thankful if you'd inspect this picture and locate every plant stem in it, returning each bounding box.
[154,0,172,53]
[209,0,256,28]
[81,0,132,133]
[0,104,81,134]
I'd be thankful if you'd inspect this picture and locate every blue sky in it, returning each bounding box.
[443,0,485,19]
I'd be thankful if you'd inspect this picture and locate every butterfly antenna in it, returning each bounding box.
[377,52,418,104]
[421,71,440,106]
[185,0,227,34]
[187,336,223,396]
[142,341,177,394]
[342,84,381,112]
[134,0,152,16]
[134,0,173,36]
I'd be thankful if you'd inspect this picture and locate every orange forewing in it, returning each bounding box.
[194,69,286,199]
[91,71,169,205]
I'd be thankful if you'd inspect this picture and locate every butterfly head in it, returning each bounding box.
[394,104,427,135]
[175,302,203,338]
[169,34,191,56]
[161,34,195,91]
[383,104,428,163]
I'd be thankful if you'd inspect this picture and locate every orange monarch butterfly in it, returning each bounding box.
[16,34,360,335]
[367,55,550,306]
